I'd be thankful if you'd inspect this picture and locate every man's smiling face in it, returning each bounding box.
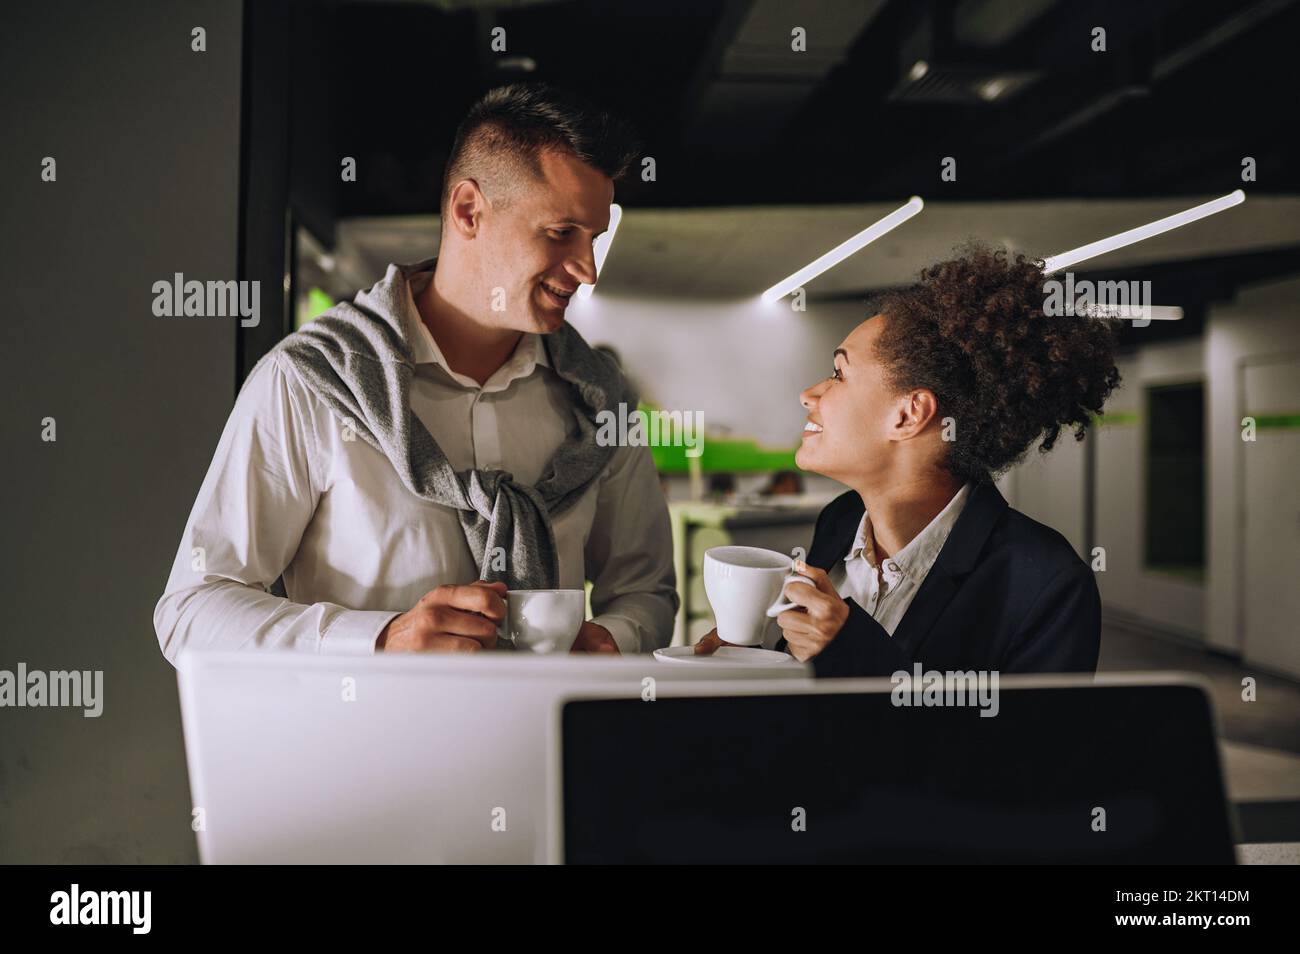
[475,147,613,334]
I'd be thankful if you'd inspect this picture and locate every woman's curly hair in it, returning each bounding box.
[872,243,1121,483]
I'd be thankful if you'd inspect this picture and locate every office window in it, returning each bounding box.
[1144,382,1206,581]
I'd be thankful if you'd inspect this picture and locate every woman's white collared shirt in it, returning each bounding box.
[827,484,972,636]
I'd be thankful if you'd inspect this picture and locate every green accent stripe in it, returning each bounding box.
[1088,411,1300,429]
[651,439,798,474]
[1247,413,1300,430]
[1093,410,1140,426]
[636,403,798,473]
[295,287,336,330]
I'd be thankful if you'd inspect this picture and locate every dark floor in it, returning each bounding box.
[1099,616,1300,756]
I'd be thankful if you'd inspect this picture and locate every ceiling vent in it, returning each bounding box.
[888,1,1043,104]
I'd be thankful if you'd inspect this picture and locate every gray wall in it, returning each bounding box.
[0,0,242,862]
[1206,275,1300,675]
[1006,274,1300,679]
[566,293,869,450]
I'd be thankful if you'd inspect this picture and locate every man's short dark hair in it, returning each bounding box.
[440,83,640,214]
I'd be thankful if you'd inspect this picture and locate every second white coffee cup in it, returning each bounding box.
[703,546,815,646]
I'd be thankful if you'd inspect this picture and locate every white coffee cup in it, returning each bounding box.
[500,589,585,653]
[703,546,816,646]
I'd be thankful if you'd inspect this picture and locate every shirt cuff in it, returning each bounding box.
[324,609,402,655]
[591,615,641,655]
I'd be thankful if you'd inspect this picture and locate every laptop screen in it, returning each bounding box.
[560,682,1235,863]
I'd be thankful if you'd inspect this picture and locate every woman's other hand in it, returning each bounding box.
[692,628,734,655]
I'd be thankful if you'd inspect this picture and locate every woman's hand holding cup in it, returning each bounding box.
[772,560,849,662]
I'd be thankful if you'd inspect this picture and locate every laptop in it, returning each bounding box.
[550,673,1238,863]
[176,649,810,863]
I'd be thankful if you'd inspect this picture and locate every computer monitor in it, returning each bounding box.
[553,673,1238,863]
[176,649,810,863]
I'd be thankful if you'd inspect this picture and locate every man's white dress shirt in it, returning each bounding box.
[827,484,971,636]
[154,267,676,663]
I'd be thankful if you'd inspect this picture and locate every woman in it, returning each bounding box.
[698,244,1121,677]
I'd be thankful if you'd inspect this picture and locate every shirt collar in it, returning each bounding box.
[844,483,973,585]
[403,267,548,391]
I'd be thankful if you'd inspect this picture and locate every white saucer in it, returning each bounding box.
[653,646,800,666]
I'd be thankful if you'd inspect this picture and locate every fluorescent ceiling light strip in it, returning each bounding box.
[760,196,925,304]
[576,203,623,300]
[1083,304,1184,320]
[1043,190,1245,274]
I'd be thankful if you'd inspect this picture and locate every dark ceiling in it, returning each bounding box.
[293,0,1300,219]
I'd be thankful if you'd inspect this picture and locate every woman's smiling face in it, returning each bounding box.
[795,315,905,486]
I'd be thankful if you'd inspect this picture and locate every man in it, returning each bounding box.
[155,83,677,663]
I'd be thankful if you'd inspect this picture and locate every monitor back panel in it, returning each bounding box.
[560,681,1236,864]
